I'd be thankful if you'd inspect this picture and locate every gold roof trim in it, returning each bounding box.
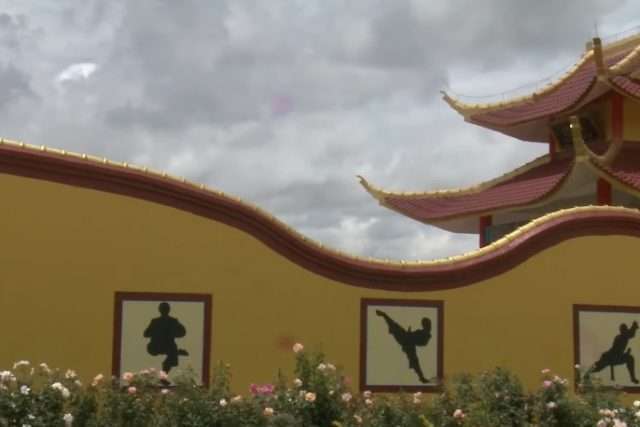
[609,43,640,76]
[442,50,594,115]
[358,153,552,200]
[444,33,640,116]
[601,31,640,60]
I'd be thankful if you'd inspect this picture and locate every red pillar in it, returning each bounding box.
[548,131,557,160]
[597,93,624,206]
[611,92,623,142]
[479,215,492,247]
[597,179,612,205]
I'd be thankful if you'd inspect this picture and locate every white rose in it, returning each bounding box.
[63,413,74,426]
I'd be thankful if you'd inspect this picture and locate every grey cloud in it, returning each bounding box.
[362,0,618,71]
[0,64,33,109]
[363,216,476,260]
[99,1,448,131]
[98,0,616,135]
[0,12,30,52]
[253,178,381,227]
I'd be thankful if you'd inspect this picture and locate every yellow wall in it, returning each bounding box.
[624,97,640,141]
[599,96,612,142]
[2,172,640,393]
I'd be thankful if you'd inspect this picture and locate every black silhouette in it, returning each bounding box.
[587,321,640,384]
[376,310,432,383]
[143,302,189,374]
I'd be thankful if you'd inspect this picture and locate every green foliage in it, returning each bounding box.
[0,354,636,426]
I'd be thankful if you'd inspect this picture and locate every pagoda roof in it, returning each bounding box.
[360,154,572,232]
[360,145,640,233]
[443,33,640,142]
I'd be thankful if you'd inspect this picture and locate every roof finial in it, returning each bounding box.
[592,37,607,78]
[357,175,385,201]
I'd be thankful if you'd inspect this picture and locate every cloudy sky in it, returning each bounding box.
[1,1,639,261]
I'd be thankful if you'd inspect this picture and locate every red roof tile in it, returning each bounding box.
[596,148,640,190]
[470,54,625,127]
[611,76,640,98]
[383,157,572,221]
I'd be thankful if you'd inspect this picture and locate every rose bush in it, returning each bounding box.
[0,347,636,426]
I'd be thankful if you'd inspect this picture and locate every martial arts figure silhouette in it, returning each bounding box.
[587,320,640,384]
[376,310,432,383]
[143,302,189,374]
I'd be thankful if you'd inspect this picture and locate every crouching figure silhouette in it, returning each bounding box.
[143,302,189,375]
[587,321,639,384]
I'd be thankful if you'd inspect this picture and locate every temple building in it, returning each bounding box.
[360,34,640,247]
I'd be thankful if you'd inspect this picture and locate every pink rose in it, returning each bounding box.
[250,383,274,395]
[127,386,136,395]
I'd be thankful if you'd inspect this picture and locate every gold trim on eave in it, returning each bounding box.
[442,50,594,115]
[609,43,640,76]
[358,153,552,200]
[444,33,640,116]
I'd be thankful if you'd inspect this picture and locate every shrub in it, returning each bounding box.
[0,350,634,426]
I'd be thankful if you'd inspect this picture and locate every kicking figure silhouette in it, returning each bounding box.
[587,321,639,384]
[376,310,432,383]
[143,302,189,375]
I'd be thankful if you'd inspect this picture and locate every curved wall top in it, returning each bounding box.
[2,138,640,291]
